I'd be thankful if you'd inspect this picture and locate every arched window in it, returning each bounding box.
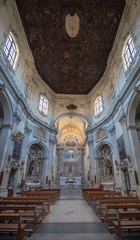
[94,96,103,116]
[4,32,19,69]
[38,95,48,115]
[122,35,136,71]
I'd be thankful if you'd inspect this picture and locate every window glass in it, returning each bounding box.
[39,95,48,115]
[4,33,18,69]
[95,96,103,116]
[123,36,136,71]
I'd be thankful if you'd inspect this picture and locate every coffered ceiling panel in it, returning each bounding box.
[16,0,125,94]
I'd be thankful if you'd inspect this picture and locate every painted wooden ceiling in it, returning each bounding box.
[16,0,125,94]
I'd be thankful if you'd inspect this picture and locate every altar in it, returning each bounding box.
[60,176,81,190]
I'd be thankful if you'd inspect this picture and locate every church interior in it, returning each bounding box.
[0,0,140,239]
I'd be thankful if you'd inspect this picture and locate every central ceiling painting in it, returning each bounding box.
[16,0,125,94]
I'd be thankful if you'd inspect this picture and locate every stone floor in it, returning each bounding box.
[1,191,140,239]
[27,191,114,240]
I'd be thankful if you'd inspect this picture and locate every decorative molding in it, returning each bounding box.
[0,124,12,129]
[96,128,107,141]
[87,136,94,146]
[127,125,138,129]
[0,83,5,90]
[49,139,56,145]
[110,80,116,101]
[12,131,24,141]
[14,111,21,124]
[24,124,32,135]
[10,159,20,170]
[0,55,57,134]
[86,53,140,134]
[66,104,77,110]
[118,111,126,125]
[109,124,116,135]
[134,85,140,92]
[125,0,140,7]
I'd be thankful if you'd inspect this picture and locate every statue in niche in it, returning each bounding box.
[28,161,34,177]
[107,163,112,175]
[106,161,113,176]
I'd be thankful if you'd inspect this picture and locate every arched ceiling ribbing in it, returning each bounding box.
[57,115,86,145]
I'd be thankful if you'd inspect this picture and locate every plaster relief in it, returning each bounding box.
[65,13,80,38]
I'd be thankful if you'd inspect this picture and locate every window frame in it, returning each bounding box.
[38,95,48,116]
[3,32,19,70]
[122,35,136,71]
[94,96,103,116]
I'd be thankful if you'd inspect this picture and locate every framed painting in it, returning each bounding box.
[117,135,126,160]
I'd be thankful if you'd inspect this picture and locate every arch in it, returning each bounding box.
[93,141,113,158]
[54,112,89,127]
[126,88,140,127]
[27,140,49,159]
[93,141,115,185]
[0,87,13,127]
[126,87,140,182]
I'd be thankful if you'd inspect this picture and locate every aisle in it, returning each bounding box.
[27,191,114,240]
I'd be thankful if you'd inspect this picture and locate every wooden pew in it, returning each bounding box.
[84,191,121,204]
[113,211,140,240]
[82,188,104,196]
[103,203,140,231]
[1,196,50,211]
[98,199,140,219]
[0,205,40,236]
[0,200,48,220]
[93,196,139,214]
[0,213,26,240]
[21,191,58,204]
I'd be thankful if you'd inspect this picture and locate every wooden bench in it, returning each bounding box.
[82,189,109,199]
[1,196,51,211]
[0,200,48,220]
[0,205,40,236]
[93,196,139,214]
[98,199,140,219]
[85,191,121,204]
[82,188,104,196]
[103,203,140,231]
[113,211,140,240]
[21,191,58,204]
[0,213,26,240]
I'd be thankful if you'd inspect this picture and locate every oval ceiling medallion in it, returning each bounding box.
[65,13,80,38]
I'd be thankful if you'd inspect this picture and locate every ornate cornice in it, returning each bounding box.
[86,57,140,134]
[0,56,57,134]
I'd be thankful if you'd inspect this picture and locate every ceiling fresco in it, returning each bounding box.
[16,0,125,94]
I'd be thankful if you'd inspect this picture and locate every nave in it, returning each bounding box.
[26,191,114,240]
[1,190,140,240]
